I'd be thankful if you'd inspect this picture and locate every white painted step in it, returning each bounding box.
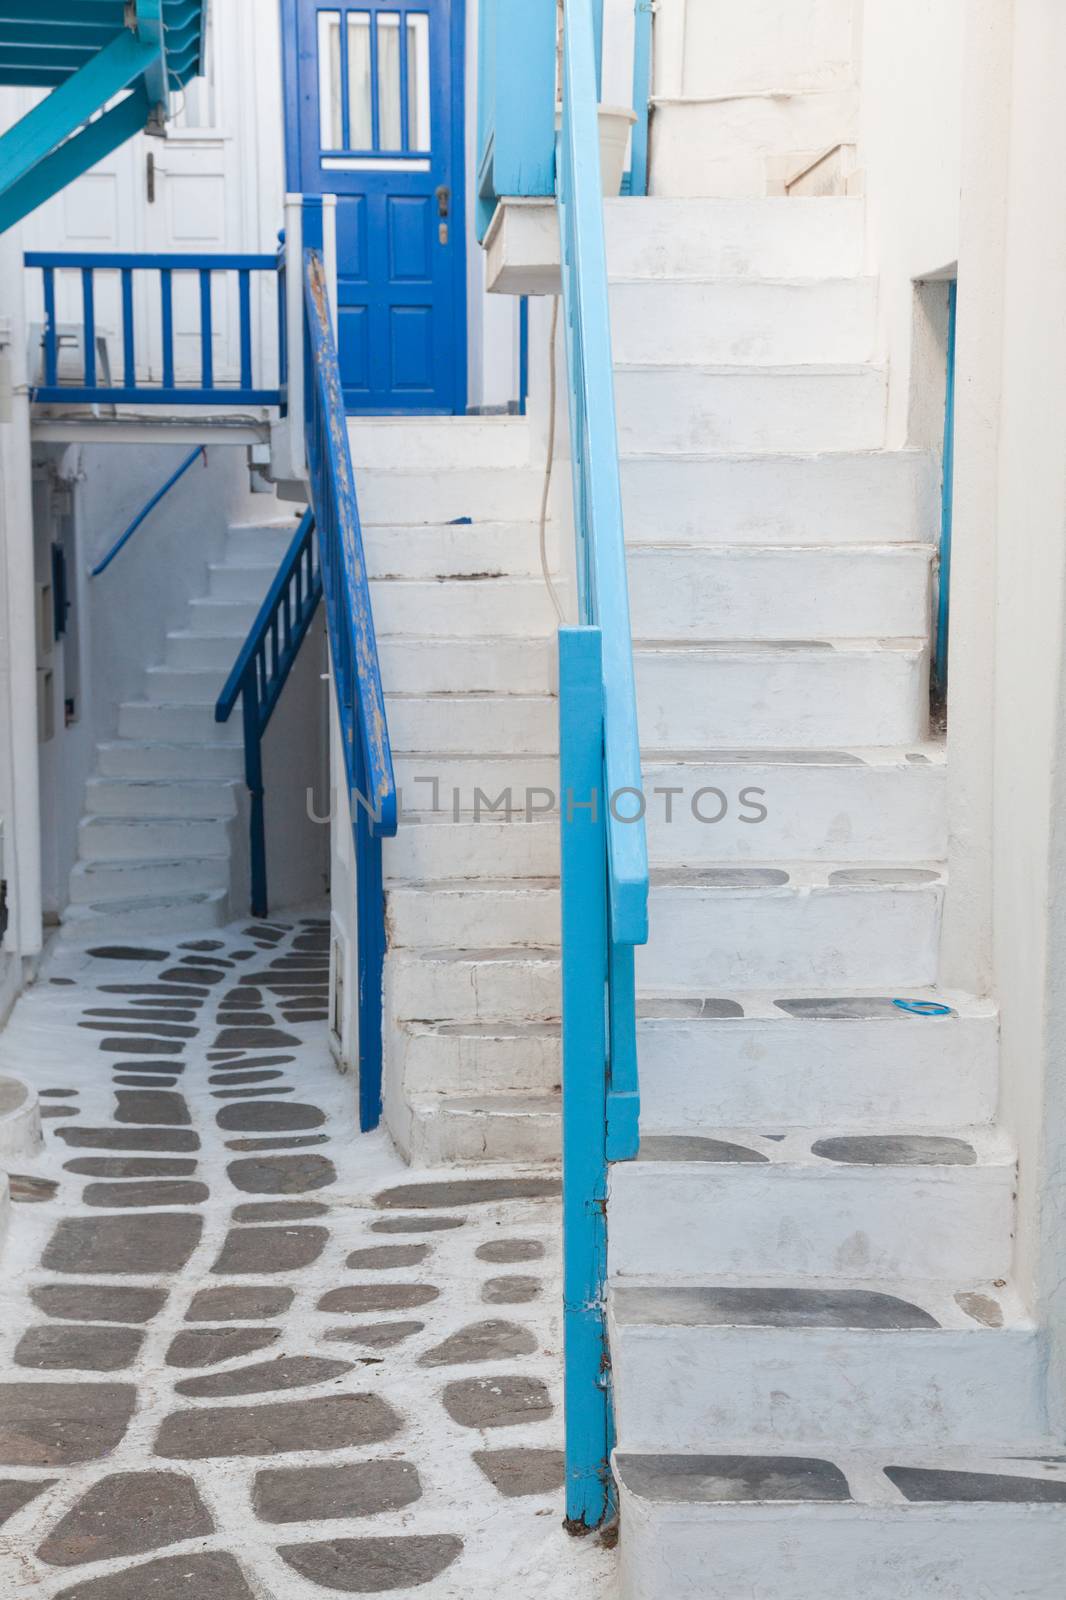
[610,279,877,366]
[643,747,945,865]
[85,777,238,819]
[609,1281,1041,1449]
[604,196,864,281]
[384,814,558,881]
[614,365,887,454]
[208,562,277,602]
[614,1449,1066,1600]
[78,814,234,861]
[371,577,558,637]
[356,468,544,526]
[188,597,259,635]
[61,890,230,938]
[69,855,229,903]
[392,1019,560,1096]
[347,415,532,471]
[166,633,247,672]
[636,991,997,1132]
[404,1092,560,1164]
[145,667,225,705]
[649,87,858,199]
[385,694,556,756]
[629,544,931,641]
[641,867,943,992]
[608,1128,1014,1281]
[386,879,558,950]
[225,522,304,565]
[621,449,937,546]
[392,752,558,799]
[361,521,549,580]
[97,741,244,780]
[378,636,555,696]
[636,641,928,750]
[117,702,243,744]
[385,947,560,1024]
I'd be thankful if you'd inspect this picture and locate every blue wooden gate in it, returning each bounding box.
[284,0,467,413]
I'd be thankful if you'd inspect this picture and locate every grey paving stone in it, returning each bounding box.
[83,1180,210,1209]
[175,1356,352,1397]
[185,1286,294,1322]
[774,995,945,1019]
[216,1101,325,1133]
[475,1239,545,1264]
[56,1127,200,1152]
[370,1215,465,1234]
[227,1153,337,1192]
[227,1134,331,1151]
[38,1469,213,1567]
[232,1200,330,1223]
[155,1394,401,1459]
[208,1071,285,1086]
[649,867,789,887]
[482,1276,542,1305]
[345,1244,430,1270]
[472,1448,565,1498]
[114,1090,190,1126]
[30,1285,167,1324]
[87,947,169,962]
[8,1173,59,1202]
[54,1551,257,1600]
[166,1327,281,1367]
[956,1291,1004,1327]
[211,1225,329,1275]
[617,1453,852,1503]
[41,1106,79,1118]
[213,1027,300,1049]
[811,1134,977,1166]
[318,1285,439,1314]
[64,1158,198,1178]
[213,1086,296,1100]
[254,1461,422,1523]
[419,1320,538,1367]
[637,997,744,1018]
[0,1383,136,1464]
[321,1323,425,1349]
[43,1214,203,1276]
[610,1285,939,1330]
[40,1089,79,1097]
[0,1477,56,1525]
[160,965,226,985]
[15,1324,146,1372]
[885,1466,1066,1503]
[442,1375,552,1429]
[113,1075,180,1088]
[828,867,940,885]
[180,939,224,950]
[278,1534,463,1592]
[638,1135,769,1164]
[374,1177,560,1210]
[100,1039,185,1056]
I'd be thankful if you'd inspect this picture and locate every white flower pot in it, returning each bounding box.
[557,104,640,197]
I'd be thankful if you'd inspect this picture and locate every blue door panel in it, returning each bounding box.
[286,0,466,414]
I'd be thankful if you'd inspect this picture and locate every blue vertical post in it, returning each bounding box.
[81,267,96,388]
[121,266,135,388]
[160,267,174,390]
[238,268,253,392]
[628,0,653,197]
[934,278,957,698]
[199,269,214,389]
[242,663,268,917]
[559,625,612,1530]
[42,265,57,388]
[518,296,529,415]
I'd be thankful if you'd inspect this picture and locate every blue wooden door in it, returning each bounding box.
[287,0,466,413]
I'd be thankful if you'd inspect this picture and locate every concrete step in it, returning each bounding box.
[385,947,560,1024]
[385,694,556,756]
[165,632,245,672]
[225,521,304,565]
[604,196,864,280]
[643,746,946,865]
[614,365,887,454]
[361,521,550,580]
[649,86,858,198]
[78,814,234,861]
[392,752,559,800]
[117,702,244,744]
[207,561,277,602]
[628,544,931,641]
[614,1448,1066,1600]
[371,577,558,638]
[347,414,532,471]
[608,1127,1014,1282]
[69,854,230,904]
[403,1092,561,1164]
[96,741,244,780]
[391,1019,560,1096]
[610,278,877,366]
[608,1280,1041,1450]
[636,641,928,749]
[356,468,544,526]
[636,991,997,1132]
[379,636,555,696]
[61,889,230,939]
[187,597,259,635]
[85,776,239,819]
[384,814,559,881]
[620,449,937,546]
[641,866,943,992]
[145,666,225,705]
[386,879,558,950]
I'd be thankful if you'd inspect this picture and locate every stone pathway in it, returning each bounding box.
[0,915,614,1599]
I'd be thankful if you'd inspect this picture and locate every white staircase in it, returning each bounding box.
[597,193,1066,1594]
[63,514,305,938]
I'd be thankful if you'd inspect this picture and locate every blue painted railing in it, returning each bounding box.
[214,512,323,919]
[90,445,205,578]
[25,251,284,406]
[934,278,957,698]
[303,206,397,1134]
[627,0,654,197]
[556,0,649,1531]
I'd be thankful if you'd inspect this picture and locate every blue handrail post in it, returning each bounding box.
[934,278,957,699]
[559,625,612,1530]
[241,666,268,918]
[629,0,654,197]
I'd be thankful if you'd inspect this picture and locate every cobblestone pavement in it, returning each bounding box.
[0,914,614,1600]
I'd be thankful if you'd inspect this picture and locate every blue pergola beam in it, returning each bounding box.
[135,0,167,109]
[0,28,156,201]
[0,1,124,20]
[0,81,149,233]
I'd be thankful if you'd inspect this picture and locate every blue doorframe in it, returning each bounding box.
[281,0,468,415]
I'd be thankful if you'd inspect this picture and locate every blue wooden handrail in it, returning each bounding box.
[25,250,283,406]
[90,445,205,578]
[215,511,323,919]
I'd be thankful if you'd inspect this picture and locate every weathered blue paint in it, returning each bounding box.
[215,512,324,919]
[285,0,468,414]
[518,296,529,416]
[476,0,557,240]
[559,625,612,1530]
[627,0,654,197]
[89,446,205,579]
[934,278,957,698]
[25,251,283,407]
[302,207,397,1131]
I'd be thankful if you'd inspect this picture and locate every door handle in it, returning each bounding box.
[435,185,450,218]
